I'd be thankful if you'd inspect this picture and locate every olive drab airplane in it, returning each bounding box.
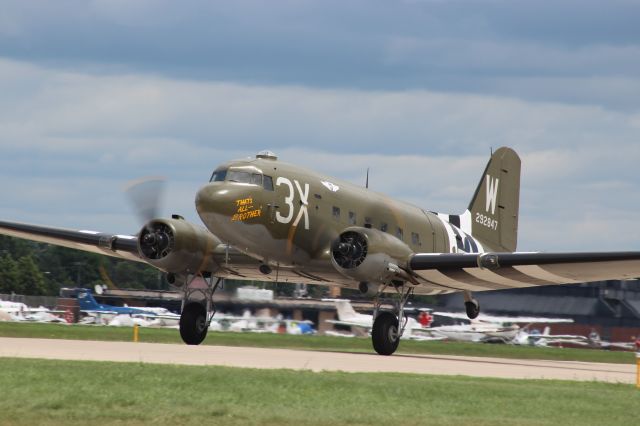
[1,147,640,355]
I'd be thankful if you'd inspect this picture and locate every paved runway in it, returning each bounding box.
[0,337,635,383]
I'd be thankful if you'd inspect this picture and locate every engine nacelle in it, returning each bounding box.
[331,226,414,284]
[137,217,221,275]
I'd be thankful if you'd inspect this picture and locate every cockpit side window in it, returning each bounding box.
[210,168,227,182]
[263,175,274,191]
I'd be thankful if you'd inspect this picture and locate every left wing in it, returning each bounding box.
[0,220,142,262]
[410,251,640,291]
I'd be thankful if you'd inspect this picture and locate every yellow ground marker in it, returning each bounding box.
[133,324,139,343]
[636,353,640,389]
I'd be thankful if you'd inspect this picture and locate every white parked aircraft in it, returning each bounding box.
[324,299,443,341]
[209,309,315,334]
[0,300,65,323]
[430,311,573,343]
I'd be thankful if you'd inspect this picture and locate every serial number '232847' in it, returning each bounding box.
[475,212,498,231]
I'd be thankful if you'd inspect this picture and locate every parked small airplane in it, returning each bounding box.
[512,327,587,347]
[325,300,571,343]
[512,327,639,351]
[210,309,315,334]
[2,147,640,355]
[324,299,442,340]
[74,288,180,325]
[0,300,65,323]
[431,311,573,343]
[433,311,574,326]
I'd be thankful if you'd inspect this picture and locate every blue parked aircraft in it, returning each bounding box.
[73,288,180,323]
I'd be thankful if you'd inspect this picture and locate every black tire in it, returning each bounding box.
[180,302,208,345]
[372,312,400,356]
[465,299,480,319]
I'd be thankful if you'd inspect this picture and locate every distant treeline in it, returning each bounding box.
[0,235,167,296]
[0,235,436,303]
[0,235,330,299]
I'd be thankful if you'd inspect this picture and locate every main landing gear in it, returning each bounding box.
[463,291,480,319]
[179,275,222,345]
[371,283,415,356]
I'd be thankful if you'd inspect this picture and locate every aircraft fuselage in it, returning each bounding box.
[195,153,485,288]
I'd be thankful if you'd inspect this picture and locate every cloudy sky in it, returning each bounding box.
[1,0,639,251]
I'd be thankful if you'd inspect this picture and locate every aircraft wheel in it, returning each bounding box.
[372,312,400,356]
[465,299,480,319]
[180,302,208,345]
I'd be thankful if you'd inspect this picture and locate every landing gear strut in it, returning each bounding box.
[179,274,222,345]
[371,283,414,356]
[464,291,480,319]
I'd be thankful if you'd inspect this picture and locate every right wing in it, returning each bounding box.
[0,220,142,263]
[410,251,640,292]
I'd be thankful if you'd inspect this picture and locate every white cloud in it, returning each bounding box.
[0,58,638,252]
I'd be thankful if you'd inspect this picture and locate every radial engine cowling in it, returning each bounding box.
[137,218,221,275]
[331,226,414,284]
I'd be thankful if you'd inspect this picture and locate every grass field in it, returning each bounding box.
[0,357,637,426]
[0,321,636,364]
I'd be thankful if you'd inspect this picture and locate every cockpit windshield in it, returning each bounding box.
[210,166,272,189]
[210,168,227,182]
[227,170,263,185]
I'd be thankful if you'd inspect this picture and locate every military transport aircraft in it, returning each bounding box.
[1,147,639,355]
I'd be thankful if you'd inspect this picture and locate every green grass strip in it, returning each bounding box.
[0,357,637,426]
[0,322,635,364]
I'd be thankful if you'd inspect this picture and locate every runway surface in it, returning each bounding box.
[0,337,635,383]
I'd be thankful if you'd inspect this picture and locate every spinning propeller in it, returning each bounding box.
[124,177,172,260]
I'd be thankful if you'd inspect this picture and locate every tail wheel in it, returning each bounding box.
[180,302,208,345]
[465,299,480,319]
[372,312,400,356]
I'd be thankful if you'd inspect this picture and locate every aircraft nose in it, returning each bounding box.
[195,183,239,222]
[195,184,220,216]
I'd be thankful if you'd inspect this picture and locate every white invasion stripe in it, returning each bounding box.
[513,265,581,284]
[436,214,458,253]
[415,270,482,291]
[414,287,451,296]
[463,268,531,288]
[460,210,473,235]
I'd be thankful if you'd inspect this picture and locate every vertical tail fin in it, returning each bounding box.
[467,147,521,252]
[76,289,100,310]
[334,300,358,321]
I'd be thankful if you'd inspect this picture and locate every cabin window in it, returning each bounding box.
[332,206,341,221]
[364,217,372,228]
[348,211,357,225]
[396,227,404,241]
[210,168,227,182]
[380,222,388,233]
[263,175,274,191]
[411,232,421,246]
